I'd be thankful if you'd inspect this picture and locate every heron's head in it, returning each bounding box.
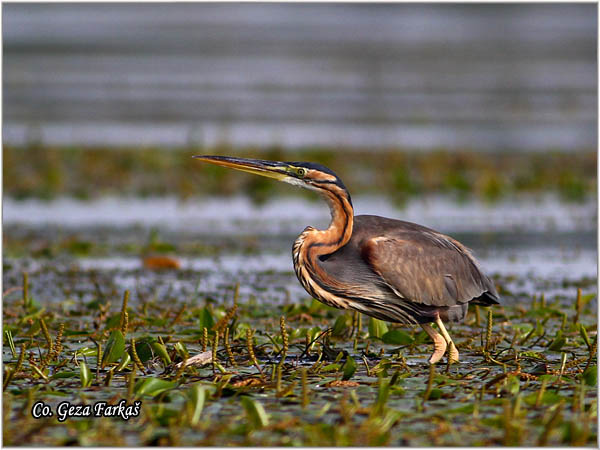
[193,155,351,203]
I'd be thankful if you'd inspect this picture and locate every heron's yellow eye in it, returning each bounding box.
[296,168,306,177]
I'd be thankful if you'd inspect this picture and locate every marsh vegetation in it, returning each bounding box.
[2,217,597,446]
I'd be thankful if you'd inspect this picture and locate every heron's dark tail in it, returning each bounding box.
[470,291,500,306]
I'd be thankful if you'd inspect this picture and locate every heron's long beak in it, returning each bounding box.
[193,155,290,181]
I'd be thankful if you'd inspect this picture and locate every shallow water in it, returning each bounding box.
[4,194,596,233]
[2,194,597,446]
[3,195,596,309]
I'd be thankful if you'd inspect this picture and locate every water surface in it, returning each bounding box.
[4,3,596,151]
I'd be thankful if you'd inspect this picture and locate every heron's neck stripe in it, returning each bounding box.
[309,187,353,248]
[293,179,354,309]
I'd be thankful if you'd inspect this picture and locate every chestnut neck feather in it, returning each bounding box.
[296,185,354,285]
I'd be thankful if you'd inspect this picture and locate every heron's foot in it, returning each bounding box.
[435,317,460,364]
[447,342,459,364]
[428,339,448,364]
[421,324,447,364]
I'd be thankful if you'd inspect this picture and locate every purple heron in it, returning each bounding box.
[194,156,499,364]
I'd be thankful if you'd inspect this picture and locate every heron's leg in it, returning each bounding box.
[435,317,459,363]
[421,324,447,364]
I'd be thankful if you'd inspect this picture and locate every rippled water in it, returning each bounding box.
[4,194,596,233]
[3,3,596,150]
[4,195,596,308]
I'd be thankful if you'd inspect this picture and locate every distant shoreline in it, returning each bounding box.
[4,146,596,203]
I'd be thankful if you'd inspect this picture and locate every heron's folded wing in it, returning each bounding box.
[360,233,493,307]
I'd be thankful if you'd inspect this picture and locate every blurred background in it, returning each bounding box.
[3,3,597,305]
[3,3,597,202]
[3,3,597,151]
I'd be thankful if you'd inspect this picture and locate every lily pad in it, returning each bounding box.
[134,378,178,397]
[102,330,125,367]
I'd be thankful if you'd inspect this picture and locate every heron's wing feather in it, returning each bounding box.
[361,232,496,307]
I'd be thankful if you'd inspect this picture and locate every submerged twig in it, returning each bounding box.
[174,351,212,369]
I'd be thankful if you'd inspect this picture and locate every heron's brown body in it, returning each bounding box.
[194,155,500,364]
[291,169,498,325]
[294,215,497,325]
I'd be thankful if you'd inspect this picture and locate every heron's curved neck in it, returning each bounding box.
[302,188,354,256]
[292,187,354,308]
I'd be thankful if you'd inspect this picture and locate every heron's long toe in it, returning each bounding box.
[435,317,459,364]
[428,338,447,364]
[421,324,447,364]
[448,342,459,363]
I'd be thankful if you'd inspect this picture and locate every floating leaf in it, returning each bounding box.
[342,355,357,381]
[308,299,327,314]
[547,332,566,351]
[186,384,206,426]
[146,404,179,427]
[52,371,78,379]
[382,329,414,345]
[321,363,341,372]
[504,375,520,395]
[80,361,92,387]
[40,390,70,397]
[102,330,125,367]
[368,318,388,339]
[174,342,189,360]
[24,298,43,315]
[446,404,475,414]
[521,351,545,359]
[241,397,269,429]
[76,347,99,357]
[582,365,597,386]
[373,378,390,415]
[580,293,596,308]
[390,385,405,396]
[62,329,94,337]
[134,378,177,397]
[424,388,442,400]
[198,308,215,331]
[116,351,132,372]
[150,341,172,365]
[413,330,429,345]
[523,391,563,406]
[105,314,121,330]
[332,315,350,337]
[579,324,591,350]
[132,338,154,363]
[512,323,534,333]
